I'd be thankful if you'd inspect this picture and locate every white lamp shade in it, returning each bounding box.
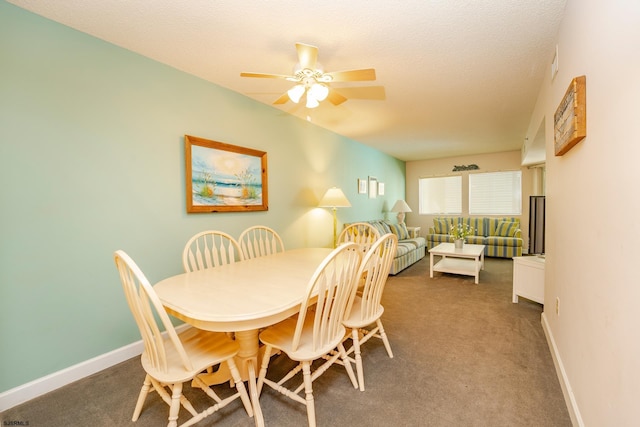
[391,199,412,213]
[319,187,351,208]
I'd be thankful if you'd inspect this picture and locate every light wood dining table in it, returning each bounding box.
[153,247,333,427]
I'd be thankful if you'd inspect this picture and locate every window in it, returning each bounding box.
[469,171,522,215]
[418,176,462,215]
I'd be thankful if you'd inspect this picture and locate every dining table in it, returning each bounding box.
[153,247,333,427]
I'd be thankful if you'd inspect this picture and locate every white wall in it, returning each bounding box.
[526,0,640,424]
[406,150,534,249]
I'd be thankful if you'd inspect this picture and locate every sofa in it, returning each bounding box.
[426,217,523,258]
[347,220,426,275]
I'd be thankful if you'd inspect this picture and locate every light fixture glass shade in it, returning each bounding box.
[305,95,320,109]
[308,83,329,102]
[287,84,305,103]
[391,199,412,213]
[319,187,351,208]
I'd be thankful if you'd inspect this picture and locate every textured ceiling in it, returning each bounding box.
[8,0,566,161]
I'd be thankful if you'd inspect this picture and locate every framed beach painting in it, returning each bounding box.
[185,135,268,213]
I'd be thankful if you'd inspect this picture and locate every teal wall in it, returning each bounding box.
[0,3,405,393]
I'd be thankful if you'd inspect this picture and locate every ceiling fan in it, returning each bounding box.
[240,42,377,109]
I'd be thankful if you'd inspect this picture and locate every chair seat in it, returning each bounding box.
[342,297,384,329]
[260,316,347,362]
[141,327,240,384]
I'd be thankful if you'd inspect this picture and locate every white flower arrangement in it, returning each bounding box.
[450,223,474,241]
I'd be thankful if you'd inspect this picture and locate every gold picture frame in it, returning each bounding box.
[185,135,268,213]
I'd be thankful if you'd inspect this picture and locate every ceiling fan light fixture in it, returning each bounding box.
[241,43,377,109]
[308,83,329,102]
[287,84,305,103]
[306,95,320,109]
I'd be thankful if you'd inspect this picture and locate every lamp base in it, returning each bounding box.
[397,212,405,224]
[332,207,338,248]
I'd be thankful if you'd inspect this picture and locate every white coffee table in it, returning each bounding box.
[429,243,486,284]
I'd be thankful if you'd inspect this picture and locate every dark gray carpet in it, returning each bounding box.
[1,256,571,426]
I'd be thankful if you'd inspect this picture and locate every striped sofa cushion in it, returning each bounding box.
[465,235,485,245]
[485,236,522,247]
[485,243,522,258]
[429,233,452,245]
[390,237,426,275]
[488,217,520,236]
[368,220,391,237]
[495,220,519,237]
[386,222,410,240]
[432,218,451,234]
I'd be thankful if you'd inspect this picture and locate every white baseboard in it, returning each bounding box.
[541,312,584,427]
[0,324,189,412]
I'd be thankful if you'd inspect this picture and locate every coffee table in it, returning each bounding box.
[429,242,485,284]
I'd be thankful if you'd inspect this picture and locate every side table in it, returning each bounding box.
[406,226,421,238]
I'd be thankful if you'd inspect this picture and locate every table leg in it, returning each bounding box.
[475,259,479,284]
[234,330,264,427]
[194,329,261,385]
[195,363,231,386]
[234,330,260,379]
[193,329,265,426]
[246,359,264,427]
[430,252,434,278]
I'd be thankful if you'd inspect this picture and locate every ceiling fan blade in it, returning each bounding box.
[296,43,318,70]
[326,89,348,106]
[273,92,290,105]
[332,86,386,100]
[240,72,292,80]
[326,68,376,82]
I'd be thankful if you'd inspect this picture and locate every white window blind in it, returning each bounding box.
[469,171,522,215]
[418,176,462,214]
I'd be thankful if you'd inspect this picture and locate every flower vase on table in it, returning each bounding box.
[450,223,474,250]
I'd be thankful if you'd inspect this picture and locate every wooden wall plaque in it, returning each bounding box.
[554,75,586,156]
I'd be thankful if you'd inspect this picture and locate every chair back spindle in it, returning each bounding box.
[183,230,244,272]
[338,222,380,253]
[292,243,362,353]
[238,225,285,260]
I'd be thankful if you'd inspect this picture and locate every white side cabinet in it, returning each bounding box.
[512,256,545,304]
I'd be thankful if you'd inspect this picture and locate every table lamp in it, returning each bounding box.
[391,199,412,224]
[319,187,351,248]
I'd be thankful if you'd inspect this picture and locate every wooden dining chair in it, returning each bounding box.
[342,232,398,391]
[256,243,362,427]
[338,222,380,253]
[182,230,244,272]
[113,250,254,427]
[238,225,285,260]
